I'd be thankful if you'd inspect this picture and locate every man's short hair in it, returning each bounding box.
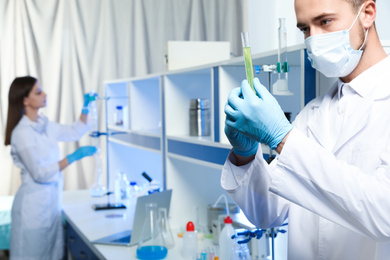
[345,0,376,13]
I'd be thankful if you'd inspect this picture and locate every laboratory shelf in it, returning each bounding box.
[129,76,162,133]
[105,81,130,130]
[164,68,215,141]
[108,133,161,152]
[166,138,231,166]
[102,45,316,254]
[107,140,163,192]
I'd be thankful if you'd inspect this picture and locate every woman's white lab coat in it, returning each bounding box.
[221,56,390,259]
[9,115,89,260]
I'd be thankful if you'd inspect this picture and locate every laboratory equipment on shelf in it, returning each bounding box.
[137,203,168,260]
[231,229,252,260]
[114,105,123,125]
[189,98,210,136]
[241,32,255,93]
[88,91,107,197]
[272,18,293,96]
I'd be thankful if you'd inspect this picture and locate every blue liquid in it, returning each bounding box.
[137,246,168,259]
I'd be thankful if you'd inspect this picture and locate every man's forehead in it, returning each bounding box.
[294,0,351,20]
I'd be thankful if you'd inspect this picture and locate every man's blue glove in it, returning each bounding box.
[225,78,293,150]
[66,146,97,164]
[82,93,91,114]
[225,118,259,157]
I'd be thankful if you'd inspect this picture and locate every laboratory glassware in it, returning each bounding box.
[273,18,293,95]
[120,172,129,199]
[231,229,252,260]
[114,105,123,125]
[159,208,175,249]
[189,98,210,136]
[127,181,139,198]
[89,91,106,197]
[241,32,255,93]
[137,203,168,260]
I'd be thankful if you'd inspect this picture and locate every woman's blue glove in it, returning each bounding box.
[225,78,293,150]
[82,93,91,114]
[66,146,97,164]
[225,118,259,157]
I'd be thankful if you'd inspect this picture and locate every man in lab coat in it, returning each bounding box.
[222,0,390,259]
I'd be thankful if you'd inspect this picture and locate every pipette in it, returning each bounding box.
[241,32,256,93]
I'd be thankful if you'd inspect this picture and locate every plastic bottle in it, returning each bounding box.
[182,221,198,259]
[127,181,139,198]
[120,172,129,200]
[114,105,124,125]
[219,216,235,260]
[114,172,122,202]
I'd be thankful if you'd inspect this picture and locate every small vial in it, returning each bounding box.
[114,106,123,125]
[127,181,139,198]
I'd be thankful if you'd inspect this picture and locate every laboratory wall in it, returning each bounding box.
[247,0,390,54]
[0,0,244,196]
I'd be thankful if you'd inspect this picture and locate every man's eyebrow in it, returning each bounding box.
[296,13,336,28]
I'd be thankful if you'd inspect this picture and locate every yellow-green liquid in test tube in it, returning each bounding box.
[241,32,255,93]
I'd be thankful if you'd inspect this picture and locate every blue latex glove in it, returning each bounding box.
[66,146,97,164]
[82,94,90,114]
[83,93,91,107]
[225,78,293,150]
[224,118,259,157]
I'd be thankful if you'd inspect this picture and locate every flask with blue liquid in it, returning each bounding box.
[137,203,168,259]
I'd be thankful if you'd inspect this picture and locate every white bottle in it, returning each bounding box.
[120,172,128,200]
[181,221,198,259]
[127,181,139,198]
[114,172,122,202]
[219,216,235,260]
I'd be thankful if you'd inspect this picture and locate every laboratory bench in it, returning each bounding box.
[63,189,216,260]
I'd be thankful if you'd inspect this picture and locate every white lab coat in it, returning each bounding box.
[221,56,390,260]
[9,115,89,260]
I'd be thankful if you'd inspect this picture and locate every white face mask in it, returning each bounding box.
[305,4,368,78]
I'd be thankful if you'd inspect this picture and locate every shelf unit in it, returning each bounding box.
[102,44,316,256]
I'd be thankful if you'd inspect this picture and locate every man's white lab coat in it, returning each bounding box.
[221,56,390,260]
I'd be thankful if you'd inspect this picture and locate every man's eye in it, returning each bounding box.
[299,27,308,33]
[320,19,332,26]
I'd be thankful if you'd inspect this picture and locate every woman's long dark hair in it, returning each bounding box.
[4,76,38,146]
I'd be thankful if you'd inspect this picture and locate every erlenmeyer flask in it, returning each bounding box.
[159,208,175,249]
[137,203,168,260]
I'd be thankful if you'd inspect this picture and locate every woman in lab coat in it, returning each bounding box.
[222,0,390,259]
[4,76,97,260]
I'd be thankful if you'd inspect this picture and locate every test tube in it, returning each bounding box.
[241,32,255,93]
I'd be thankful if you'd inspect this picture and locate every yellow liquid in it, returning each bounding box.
[243,47,255,93]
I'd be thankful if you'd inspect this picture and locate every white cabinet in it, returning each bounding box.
[102,45,316,256]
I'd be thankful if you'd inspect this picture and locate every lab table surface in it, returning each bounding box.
[63,190,214,260]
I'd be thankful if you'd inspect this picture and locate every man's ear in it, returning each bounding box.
[361,1,376,29]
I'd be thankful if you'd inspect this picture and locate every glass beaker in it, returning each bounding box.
[137,203,168,260]
[159,208,175,249]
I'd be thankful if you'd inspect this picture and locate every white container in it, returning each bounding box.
[182,221,198,259]
[114,105,124,125]
[114,172,122,202]
[219,216,235,260]
[127,182,139,198]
